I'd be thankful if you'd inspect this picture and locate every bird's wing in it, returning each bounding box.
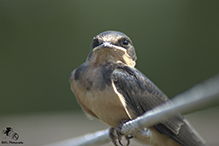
[111,65,206,146]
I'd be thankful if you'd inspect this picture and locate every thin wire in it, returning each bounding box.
[45,74,219,146]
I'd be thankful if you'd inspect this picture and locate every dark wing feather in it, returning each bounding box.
[111,65,206,146]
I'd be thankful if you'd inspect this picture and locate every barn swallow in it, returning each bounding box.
[69,31,206,146]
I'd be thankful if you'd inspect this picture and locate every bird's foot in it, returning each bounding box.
[109,119,135,146]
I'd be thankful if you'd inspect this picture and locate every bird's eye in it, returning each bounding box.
[92,38,100,49]
[122,39,129,45]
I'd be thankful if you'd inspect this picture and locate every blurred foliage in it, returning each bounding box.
[0,0,218,115]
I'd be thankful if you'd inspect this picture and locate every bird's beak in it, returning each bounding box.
[93,42,126,53]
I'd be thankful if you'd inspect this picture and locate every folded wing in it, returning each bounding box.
[111,65,206,146]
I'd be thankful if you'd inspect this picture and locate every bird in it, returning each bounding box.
[69,31,206,146]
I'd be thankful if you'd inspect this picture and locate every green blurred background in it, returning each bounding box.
[1,1,219,146]
[1,0,218,115]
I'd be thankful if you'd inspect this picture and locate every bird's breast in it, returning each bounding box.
[70,65,134,127]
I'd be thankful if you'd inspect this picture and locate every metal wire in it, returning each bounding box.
[46,74,219,146]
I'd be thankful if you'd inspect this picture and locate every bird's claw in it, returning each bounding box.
[109,128,118,146]
[109,119,135,146]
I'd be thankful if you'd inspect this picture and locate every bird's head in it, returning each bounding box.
[87,31,137,67]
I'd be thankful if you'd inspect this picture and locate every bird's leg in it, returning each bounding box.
[109,119,136,146]
[109,127,118,146]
